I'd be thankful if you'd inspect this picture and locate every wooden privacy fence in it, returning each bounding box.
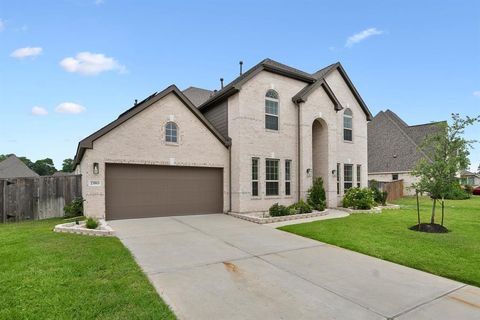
[0,175,82,223]
[370,179,404,202]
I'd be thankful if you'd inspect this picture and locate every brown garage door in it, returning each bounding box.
[105,164,223,220]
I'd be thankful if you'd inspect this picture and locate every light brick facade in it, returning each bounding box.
[77,92,229,218]
[76,61,371,218]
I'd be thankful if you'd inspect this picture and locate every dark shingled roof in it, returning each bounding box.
[0,155,39,179]
[182,87,214,107]
[198,58,372,120]
[368,110,444,173]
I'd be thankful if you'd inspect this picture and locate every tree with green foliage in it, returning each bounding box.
[61,158,74,172]
[307,177,326,211]
[412,114,479,228]
[32,158,57,176]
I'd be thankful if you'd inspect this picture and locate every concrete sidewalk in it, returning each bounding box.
[110,214,480,320]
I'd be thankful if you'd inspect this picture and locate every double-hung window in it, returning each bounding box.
[285,160,291,196]
[344,164,353,190]
[251,158,259,196]
[265,90,279,130]
[337,163,341,194]
[356,164,361,187]
[343,109,353,141]
[265,159,279,196]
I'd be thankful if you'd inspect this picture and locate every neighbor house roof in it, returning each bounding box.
[0,155,39,179]
[198,58,372,120]
[73,85,230,167]
[460,170,480,178]
[182,87,214,107]
[368,110,445,173]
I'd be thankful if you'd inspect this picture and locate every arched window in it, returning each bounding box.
[165,122,178,143]
[343,108,353,141]
[265,89,279,130]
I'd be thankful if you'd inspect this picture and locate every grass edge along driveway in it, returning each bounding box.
[279,196,480,287]
[0,218,176,320]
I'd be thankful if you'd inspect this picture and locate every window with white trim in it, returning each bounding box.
[356,164,361,187]
[344,164,353,190]
[165,122,178,143]
[285,160,292,196]
[252,158,259,196]
[265,89,279,130]
[343,109,353,141]
[266,159,279,196]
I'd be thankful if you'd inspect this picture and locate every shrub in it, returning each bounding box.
[85,217,99,229]
[289,199,313,214]
[369,182,383,205]
[342,187,375,209]
[464,185,474,195]
[269,203,290,217]
[307,177,326,211]
[445,184,471,200]
[63,198,85,218]
[380,190,388,206]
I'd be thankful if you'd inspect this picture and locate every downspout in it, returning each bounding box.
[295,101,301,202]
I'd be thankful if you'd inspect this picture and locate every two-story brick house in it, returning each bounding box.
[74,59,372,220]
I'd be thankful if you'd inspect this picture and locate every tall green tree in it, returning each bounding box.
[32,158,57,176]
[412,114,479,226]
[61,158,74,172]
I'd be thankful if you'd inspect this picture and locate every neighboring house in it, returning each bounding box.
[0,155,39,179]
[368,110,443,195]
[74,58,372,220]
[460,170,480,186]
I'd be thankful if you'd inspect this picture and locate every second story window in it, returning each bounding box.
[265,89,279,130]
[165,122,178,143]
[343,108,353,141]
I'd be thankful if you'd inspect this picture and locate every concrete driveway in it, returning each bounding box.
[109,214,480,320]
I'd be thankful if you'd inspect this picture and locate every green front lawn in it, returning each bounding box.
[279,196,480,287]
[0,219,176,320]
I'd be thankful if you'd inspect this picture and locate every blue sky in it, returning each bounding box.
[1,0,479,171]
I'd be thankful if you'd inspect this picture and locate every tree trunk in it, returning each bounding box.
[416,190,421,229]
[430,198,436,224]
[441,198,445,226]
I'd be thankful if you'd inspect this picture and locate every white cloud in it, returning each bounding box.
[59,52,126,76]
[55,102,86,114]
[346,28,384,48]
[94,0,105,5]
[31,106,48,116]
[10,47,43,59]
[473,91,480,97]
[0,19,5,32]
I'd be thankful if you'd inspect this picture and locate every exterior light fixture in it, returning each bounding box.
[93,162,99,175]
[306,168,312,177]
[331,169,337,176]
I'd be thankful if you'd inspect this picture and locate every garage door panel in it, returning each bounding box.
[106,164,223,220]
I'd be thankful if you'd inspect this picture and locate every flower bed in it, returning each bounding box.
[228,209,328,224]
[54,219,115,236]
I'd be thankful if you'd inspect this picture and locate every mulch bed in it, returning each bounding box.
[409,223,449,233]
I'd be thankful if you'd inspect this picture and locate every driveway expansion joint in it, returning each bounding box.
[389,284,468,319]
